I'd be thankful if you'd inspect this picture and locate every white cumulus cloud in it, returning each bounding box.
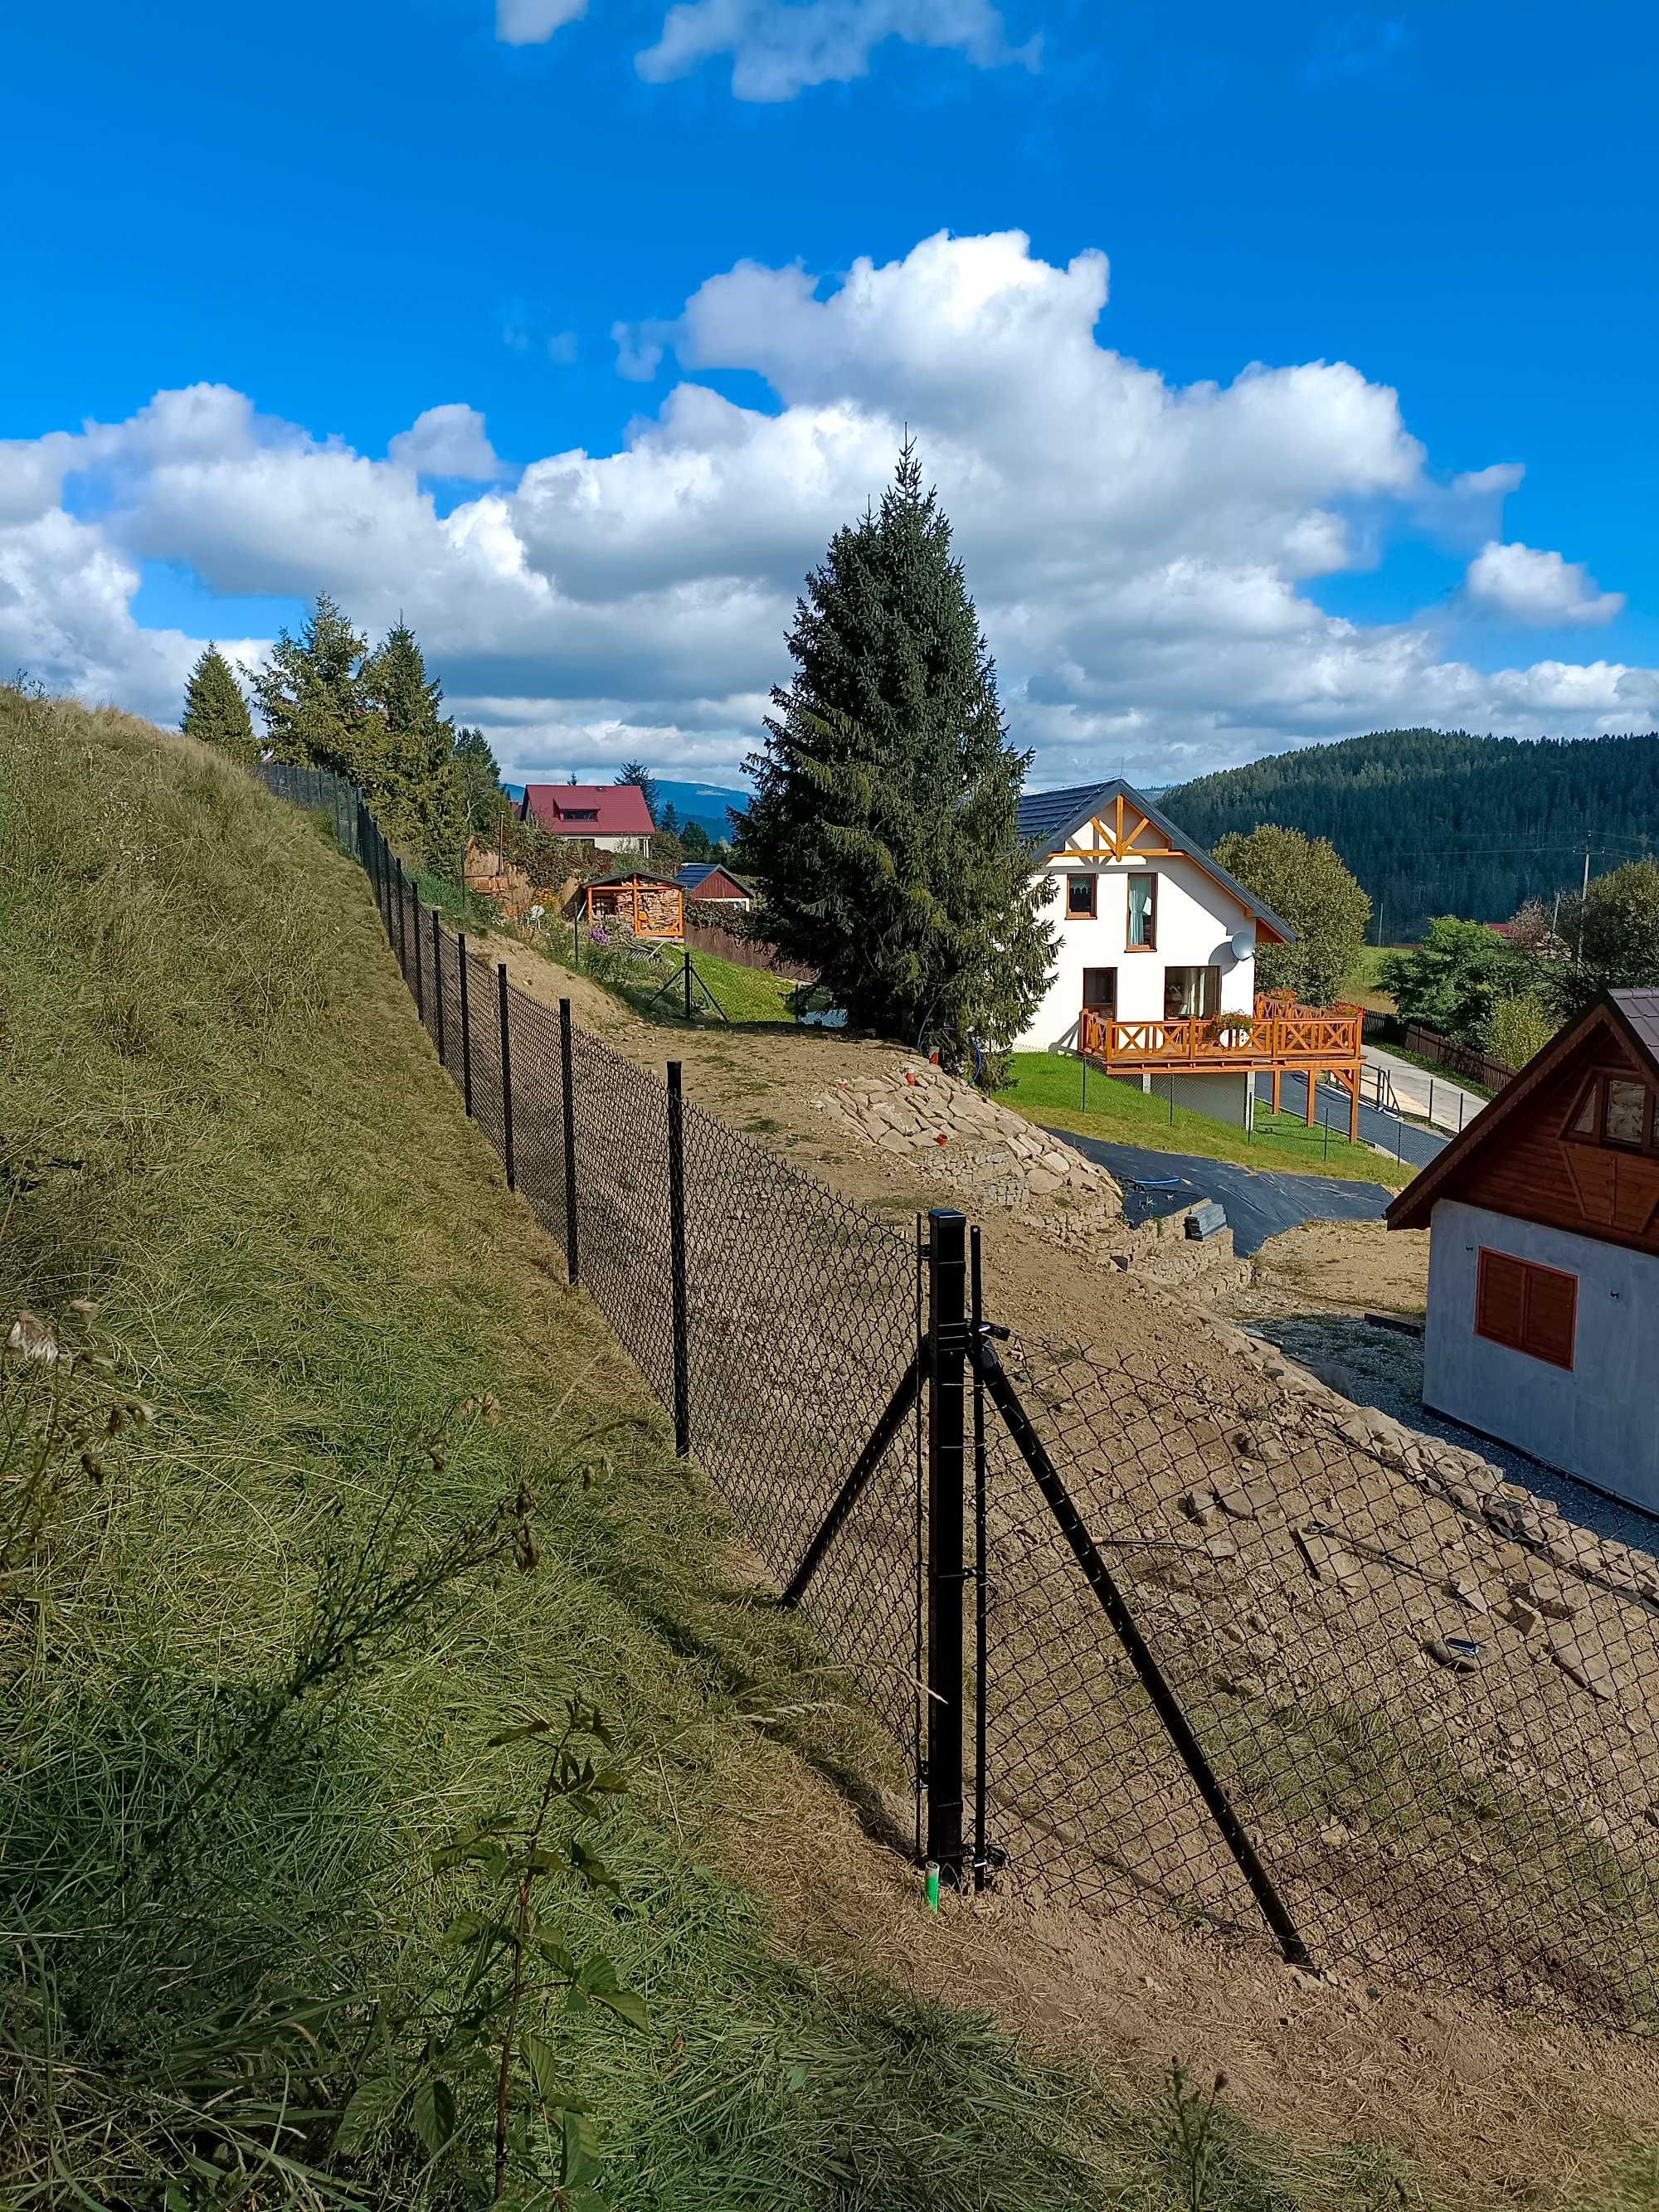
[1,231,1652,777]
[387,404,503,480]
[496,0,586,45]
[1466,538,1625,627]
[635,0,1038,100]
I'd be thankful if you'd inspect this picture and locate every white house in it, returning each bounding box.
[1388,989,1659,1511]
[1014,780,1362,1133]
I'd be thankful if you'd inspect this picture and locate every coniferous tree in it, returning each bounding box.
[741,443,1053,1071]
[181,644,257,764]
[453,725,504,830]
[252,594,372,780]
[361,618,468,861]
[615,761,659,819]
[680,819,713,860]
[659,800,681,838]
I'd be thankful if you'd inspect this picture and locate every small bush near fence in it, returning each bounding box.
[271,763,1659,2034]
[1402,1022,1519,1093]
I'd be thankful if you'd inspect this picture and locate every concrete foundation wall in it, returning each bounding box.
[1423,1198,1659,1511]
[1107,1067,1254,1130]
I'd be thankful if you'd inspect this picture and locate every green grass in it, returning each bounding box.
[995,1053,1418,1190]
[6,688,1632,2210]
[564,925,799,1025]
[1343,945,1399,1018]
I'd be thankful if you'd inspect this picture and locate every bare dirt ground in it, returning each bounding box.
[482,924,1659,2206]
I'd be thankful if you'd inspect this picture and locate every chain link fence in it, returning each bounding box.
[265,764,1659,2028]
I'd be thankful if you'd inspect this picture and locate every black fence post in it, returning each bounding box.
[970,1224,990,1893]
[559,998,579,1286]
[497,961,516,1191]
[666,1062,692,1458]
[411,887,426,1022]
[925,1207,968,1888]
[458,934,474,1117]
[431,908,445,1064]
[395,858,407,975]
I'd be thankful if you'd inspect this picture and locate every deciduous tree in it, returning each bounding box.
[1210,824,1371,1005]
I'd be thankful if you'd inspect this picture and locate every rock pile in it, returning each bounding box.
[814,1057,1253,1291]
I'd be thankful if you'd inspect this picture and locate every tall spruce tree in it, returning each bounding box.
[453,725,503,830]
[362,618,468,862]
[615,761,659,819]
[741,443,1053,1071]
[180,644,257,764]
[252,594,372,780]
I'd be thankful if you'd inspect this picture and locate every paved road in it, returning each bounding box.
[1047,1129,1397,1257]
[1362,1043,1489,1135]
[1254,1068,1449,1170]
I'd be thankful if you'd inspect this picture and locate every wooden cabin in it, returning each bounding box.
[1388,989,1659,1508]
[570,872,684,940]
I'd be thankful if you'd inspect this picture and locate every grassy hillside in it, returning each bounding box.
[1162,728,1659,941]
[11,690,1642,2211]
[0,690,1107,2207]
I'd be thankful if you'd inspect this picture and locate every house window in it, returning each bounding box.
[1067,873,1097,919]
[1164,965,1219,1018]
[1475,1249,1577,1370]
[1604,1079,1647,1148]
[1082,968,1116,1011]
[1126,872,1157,950]
[563,808,600,821]
[1563,1069,1657,1155]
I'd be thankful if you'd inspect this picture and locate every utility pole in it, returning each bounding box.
[1578,846,1591,962]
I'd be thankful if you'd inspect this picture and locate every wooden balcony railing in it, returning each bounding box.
[1079,996,1365,1072]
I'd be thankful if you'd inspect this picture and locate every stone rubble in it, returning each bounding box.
[814,1057,1250,1293]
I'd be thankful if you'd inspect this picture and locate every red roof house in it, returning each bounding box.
[519,784,654,854]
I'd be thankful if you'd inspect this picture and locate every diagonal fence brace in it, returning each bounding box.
[969,1334,1313,1971]
[778,1346,928,1610]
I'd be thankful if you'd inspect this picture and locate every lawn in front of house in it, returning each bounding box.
[995,1053,1417,1190]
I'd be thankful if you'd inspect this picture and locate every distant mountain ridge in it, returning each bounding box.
[1161,728,1659,942]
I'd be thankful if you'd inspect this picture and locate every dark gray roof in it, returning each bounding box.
[1613,988,1659,1064]
[1015,777,1297,944]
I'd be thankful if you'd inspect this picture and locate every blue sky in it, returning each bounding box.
[3,0,1654,789]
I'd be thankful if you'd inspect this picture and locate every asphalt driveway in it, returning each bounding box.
[1047,1130,1396,1257]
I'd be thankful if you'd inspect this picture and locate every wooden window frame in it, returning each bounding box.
[1561,1068,1659,1157]
[1066,873,1097,921]
[1126,869,1158,952]
[1474,1247,1578,1371]
[1081,966,1117,1012]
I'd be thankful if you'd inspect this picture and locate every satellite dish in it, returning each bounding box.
[1229,926,1255,960]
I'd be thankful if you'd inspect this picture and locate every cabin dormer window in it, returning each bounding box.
[1126,871,1157,950]
[1066,873,1097,919]
[1564,1069,1657,1155]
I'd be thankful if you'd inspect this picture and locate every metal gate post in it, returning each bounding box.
[457,934,474,1116]
[969,1225,990,1892]
[666,1062,692,1457]
[559,999,580,1285]
[431,908,445,1064]
[925,1207,968,1887]
[497,962,516,1191]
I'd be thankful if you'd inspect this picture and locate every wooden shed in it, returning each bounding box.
[570,872,684,940]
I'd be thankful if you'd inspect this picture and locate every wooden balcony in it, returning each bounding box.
[1079,995,1365,1074]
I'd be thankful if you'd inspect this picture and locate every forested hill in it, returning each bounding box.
[1161,728,1659,941]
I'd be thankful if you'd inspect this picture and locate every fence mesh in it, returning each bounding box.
[977,1330,1659,2025]
[261,763,1659,2029]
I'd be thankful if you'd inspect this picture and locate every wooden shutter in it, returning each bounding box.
[1523,1265,1577,1369]
[1476,1249,1576,1370]
[1476,1251,1528,1351]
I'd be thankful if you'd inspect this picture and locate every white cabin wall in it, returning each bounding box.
[1018,848,1258,1053]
